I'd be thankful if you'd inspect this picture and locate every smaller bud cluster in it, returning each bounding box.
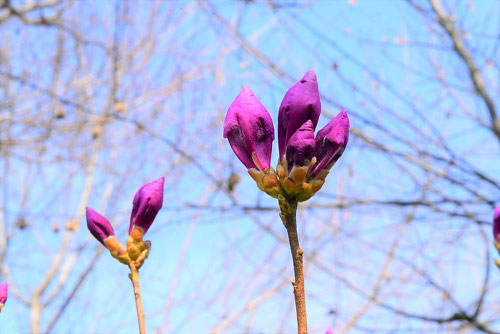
[224,71,349,202]
[0,282,7,312]
[86,177,164,268]
[493,206,500,269]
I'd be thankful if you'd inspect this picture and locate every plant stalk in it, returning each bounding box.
[281,199,308,334]
[129,262,146,334]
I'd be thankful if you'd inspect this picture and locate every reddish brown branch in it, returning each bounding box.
[281,199,307,334]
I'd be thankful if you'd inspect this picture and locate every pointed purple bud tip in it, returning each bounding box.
[325,329,334,334]
[493,206,500,243]
[310,110,350,178]
[86,207,115,246]
[129,177,164,235]
[223,85,274,171]
[286,120,315,170]
[301,70,318,83]
[0,282,7,306]
[278,70,321,159]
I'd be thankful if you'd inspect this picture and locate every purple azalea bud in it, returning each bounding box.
[86,207,115,246]
[325,329,334,334]
[129,177,164,235]
[285,120,315,170]
[278,70,321,160]
[223,85,274,170]
[493,206,500,243]
[0,282,7,306]
[310,110,350,178]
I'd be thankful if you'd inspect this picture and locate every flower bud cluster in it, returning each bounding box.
[0,282,7,312]
[493,206,500,269]
[86,178,163,268]
[224,71,349,202]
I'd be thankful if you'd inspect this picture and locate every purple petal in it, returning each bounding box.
[494,206,500,242]
[0,282,7,305]
[325,329,334,334]
[278,70,321,160]
[129,177,164,235]
[286,120,315,170]
[223,85,274,170]
[310,110,350,178]
[86,207,115,246]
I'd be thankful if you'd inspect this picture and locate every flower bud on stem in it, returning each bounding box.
[280,198,308,334]
[129,262,146,334]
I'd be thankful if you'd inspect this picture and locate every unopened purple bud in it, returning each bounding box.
[325,329,334,334]
[223,85,274,170]
[493,206,500,243]
[86,207,115,246]
[310,110,349,178]
[0,282,7,305]
[129,177,164,235]
[286,120,315,170]
[278,70,321,160]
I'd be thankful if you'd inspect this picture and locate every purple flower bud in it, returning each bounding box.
[0,282,7,306]
[86,207,115,246]
[493,206,500,243]
[325,329,334,334]
[223,85,274,170]
[278,70,321,160]
[286,120,315,170]
[310,110,350,178]
[129,177,164,235]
